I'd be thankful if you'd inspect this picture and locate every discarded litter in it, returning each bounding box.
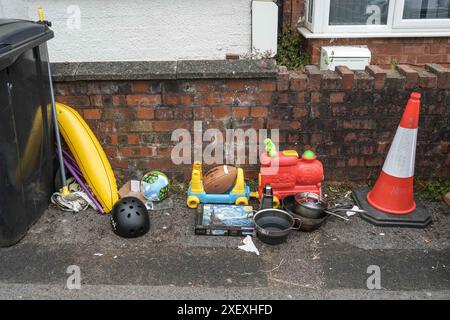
[238,235,260,256]
[94,253,104,256]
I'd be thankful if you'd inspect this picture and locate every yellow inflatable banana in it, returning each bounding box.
[55,103,118,213]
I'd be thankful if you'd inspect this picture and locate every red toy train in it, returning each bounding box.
[258,142,323,206]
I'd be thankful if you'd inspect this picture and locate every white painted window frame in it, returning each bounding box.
[301,0,450,38]
[393,0,450,29]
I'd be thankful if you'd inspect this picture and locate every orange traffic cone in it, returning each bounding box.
[352,92,431,228]
[366,92,420,214]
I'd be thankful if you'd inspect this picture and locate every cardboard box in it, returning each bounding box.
[118,180,147,203]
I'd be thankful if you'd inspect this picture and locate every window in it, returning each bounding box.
[307,0,314,23]
[329,0,390,25]
[393,0,450,28]
[301,0,450,37]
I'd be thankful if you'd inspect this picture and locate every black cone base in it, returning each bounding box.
[352,187,432,228]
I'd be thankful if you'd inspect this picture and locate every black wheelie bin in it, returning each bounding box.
[0,19,55,247]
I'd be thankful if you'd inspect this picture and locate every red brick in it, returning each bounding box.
[366,65,387,90]
[155,146,174,157]
[110,158,129,169]
[277,69,289,92]
[154,107,174,120]
[278,92,289,105]
[396,65,419,88]
[343,119,376,129]
[82,109,102,120]
[227,79,245,91]
[126,94,161,106]
[344,132,357,142]
[173,107,193,120]
[179,94,194,106]
[257,92,273,106]
[330,92,345,104]
[232,107,249,118]
[103,147,118,158]
[305,65,321,91]
[348,157,364,167]
[425,63,450,89]
[311,92,320,104]
[120,146,152,158]
[365,157,383,167]
[164,94,179,105]
[56,95,90,108]
[153,120,190,132]
[89,95,103,107]
[119,134,140,145]
[193,107,212,119]
[108,134,118,145]
[292,106,307,118]
[259,80,276,91]
[289,72,308,91]
[125,120,153,132]
[335,66,354,90]
[418,70,437,88]
[211,107,231,120]
[136,107,154,119]
[131,81,150,93]
[112,95,126,107]
[251,106,269,118]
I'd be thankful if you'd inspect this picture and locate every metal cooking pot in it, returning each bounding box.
[294,192,328,219]
[283,195,328,232]
[253,208,301,245]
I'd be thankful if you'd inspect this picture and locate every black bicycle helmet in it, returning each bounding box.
[110,197,150,238]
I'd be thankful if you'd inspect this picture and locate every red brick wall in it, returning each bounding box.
[307,37,450,67]
[282,0,305,30]
[54,64,450,185]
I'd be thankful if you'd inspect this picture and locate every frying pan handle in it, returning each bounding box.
[291,218,302,230]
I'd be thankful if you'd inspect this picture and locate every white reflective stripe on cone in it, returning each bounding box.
[382,126,418,178]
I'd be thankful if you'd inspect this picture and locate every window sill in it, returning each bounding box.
[298,26,450,39]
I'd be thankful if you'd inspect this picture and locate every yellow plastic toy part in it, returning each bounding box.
[187,195,200,209]
[55,103,118,213]
[190,161,204,194]
[273,196,280,209]
[235,197,249,206]
[230,168,245,194]
[282,150,299,157]
[249,191,259,199]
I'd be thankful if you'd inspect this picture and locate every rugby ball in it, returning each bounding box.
[203,165,237,194]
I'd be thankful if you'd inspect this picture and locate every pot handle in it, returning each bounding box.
[291,218,302,230]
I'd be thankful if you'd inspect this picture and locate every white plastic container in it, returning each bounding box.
[320,46,371,71]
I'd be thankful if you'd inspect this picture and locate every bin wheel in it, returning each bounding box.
[187,196,200,209]
[273,196,280,209]
[235,197,248,206]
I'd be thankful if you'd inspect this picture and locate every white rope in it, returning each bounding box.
[51,178,97,212]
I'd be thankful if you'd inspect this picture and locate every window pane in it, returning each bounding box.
[329,0,390,25]
[403,0,450,19]
[308,0,314,23]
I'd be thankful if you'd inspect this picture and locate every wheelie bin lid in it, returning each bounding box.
[0,19,53,71]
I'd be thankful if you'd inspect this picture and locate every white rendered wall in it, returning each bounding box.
[0,0,253,62]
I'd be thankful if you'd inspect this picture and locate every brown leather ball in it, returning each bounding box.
[203,165,237,194]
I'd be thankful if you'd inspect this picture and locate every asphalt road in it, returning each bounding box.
[0,195,449,300]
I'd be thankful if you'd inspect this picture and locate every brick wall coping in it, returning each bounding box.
[52,60,450,91]
[51,59,278,82]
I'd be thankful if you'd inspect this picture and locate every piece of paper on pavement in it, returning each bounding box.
[238,235,260,256]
